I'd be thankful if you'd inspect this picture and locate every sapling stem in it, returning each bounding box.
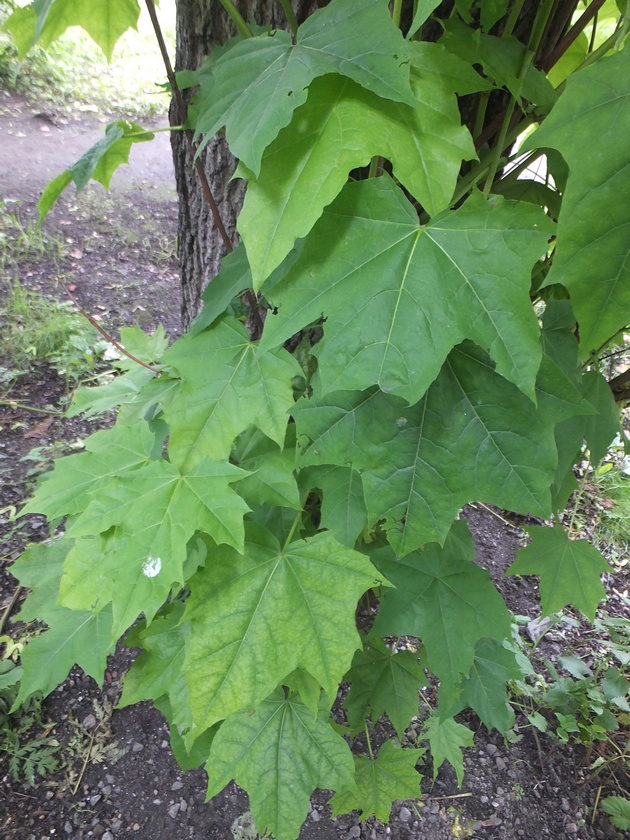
[279,0,299,35]
[364,721,375,760]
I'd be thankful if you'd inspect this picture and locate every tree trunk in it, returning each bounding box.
[171,0,311,328]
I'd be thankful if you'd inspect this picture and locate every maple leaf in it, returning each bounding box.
[344,639,425,738]
[293,342,581,553]
[421,713,474,786]
[330,740,424,823]
[182,524,387,735]
[372,521,512,685]
[299,464,367,547]
[508,526,610,621]
[205,691,357,840]
[158,316,301,471]
[193,0,413,175]
[60,458,250,639]
[262,177,552,404]
[232,428,301,511]
[525,47,630,356]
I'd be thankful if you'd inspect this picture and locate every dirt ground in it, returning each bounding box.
[0,90,629,840]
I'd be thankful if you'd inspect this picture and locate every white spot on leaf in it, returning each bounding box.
[142,556,162,578]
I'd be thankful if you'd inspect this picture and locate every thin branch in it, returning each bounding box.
[540,0,607,71]
[57,278,161,373]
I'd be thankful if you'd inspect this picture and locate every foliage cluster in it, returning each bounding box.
[3,0,630,838]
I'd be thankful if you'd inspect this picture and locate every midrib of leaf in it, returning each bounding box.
[377,230,422,388]
[285,554,331,688]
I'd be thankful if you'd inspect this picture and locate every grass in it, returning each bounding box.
[0,279,109,384]
[0,0,176,121]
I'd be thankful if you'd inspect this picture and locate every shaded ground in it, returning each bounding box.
[0,91,628,840]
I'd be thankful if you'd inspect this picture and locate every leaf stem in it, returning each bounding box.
[282,511,302,551]
[364,721,374,760]
[218,0,254,38]
[392,0,403,28]
[279,0,299,36]
[503,0,527,39]
[0,400,61,416]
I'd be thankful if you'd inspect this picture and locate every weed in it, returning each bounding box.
[0,280,109,384]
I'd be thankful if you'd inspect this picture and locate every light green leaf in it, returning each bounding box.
[372,521,512,684]
[299,464,367,546]
[526,48,630,355]
[190,246,252,335]
[61,458,249,638]
[441,18,556,106]
[421,713,474,786]
[480,0,510,31]
[582,371,620,465]
[183,524,386,735]
[21,420,159,519]
[38,120,154,223]
[407,0,441,38]
[233,428,301,510]
[240,52,477,286]
[205,691,356,840]
[159,317,301,470]
[293,342,570,553]
[67,366,156,418]
[11,540,73,622]
[262,178,551,404]
[330,740,424,823]
[508,525,610,621]
[119,604,187,708]
[344,638,425,738]
[3,0,140,60]
[440,639,521,734]
[601,796,630,831]
[193,0,413,175]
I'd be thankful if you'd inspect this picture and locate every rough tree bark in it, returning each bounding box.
[171,0,312,328]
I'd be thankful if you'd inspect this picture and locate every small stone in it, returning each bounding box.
[106,775,116,785]
[83,714,97,730]
[131,824,140,831]
[485,744,498,756]
[171,781,184,791]
[64,823,73,835]
[565,824,578,835]
[562,798,570,813]
[89,795,102,806]
[179,799,187,812]
[132,742,144,752]
[495,757,507,771]
[111,819,123,832]
[429,802,440,815]
[101,786,112,797]
[168,804,181,819]
[480,796,489,805]
[161,740,169,748]
[398,807,412,823]
[346,827,361,839]
[102,834,113,840]
[311,809,320,822]
[152,799,162,805]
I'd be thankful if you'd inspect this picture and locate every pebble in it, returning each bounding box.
[64,823,73,835]
[102,786,112,796]
[111,819,122,831]
[398,807,412,823]
[89,795,102,806]
[132,742,144,752]
[346,827,361,839]
[180,799,188,812]
[171,781,184,791]
[565,823,578,835]
[106,775,116,785]
[83,714,97,729]
[495,757,507,771]
[485,744,498,756]
[480,795,489,804]
[168,804,181,819]
[311,809,320,822]
[562,798,570,813]
[102,834,113,840]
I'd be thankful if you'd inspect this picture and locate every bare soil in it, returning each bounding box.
[0,90,628,840]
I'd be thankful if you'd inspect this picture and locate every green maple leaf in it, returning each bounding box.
[158,316,301,470]
[507,525,610,621]
[119,604,188,708]
[204,691,356,840]
[3,0,140,60]
[61,458,249,638]
[232,428,301,511]
[293,342,576,553]
[299,464,367,547]
[372,521,512,685]
[21,420,159,520]
[38,121,154,223]
[582,371,620,466]
[190,246,252,334]
[262,177,552,404]
[10,541,115,705]
[526,47,630,356]
[439,639,522,734]
[421,713,474,786]
[330,740,424,823]
[240,49,478,287]
[182,524,387,735]
[193,0,413,176]
[344,639,425,738]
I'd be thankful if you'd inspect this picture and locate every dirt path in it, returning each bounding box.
[0,92,627,840]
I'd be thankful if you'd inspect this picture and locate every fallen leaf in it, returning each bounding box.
[24,418,54,439]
